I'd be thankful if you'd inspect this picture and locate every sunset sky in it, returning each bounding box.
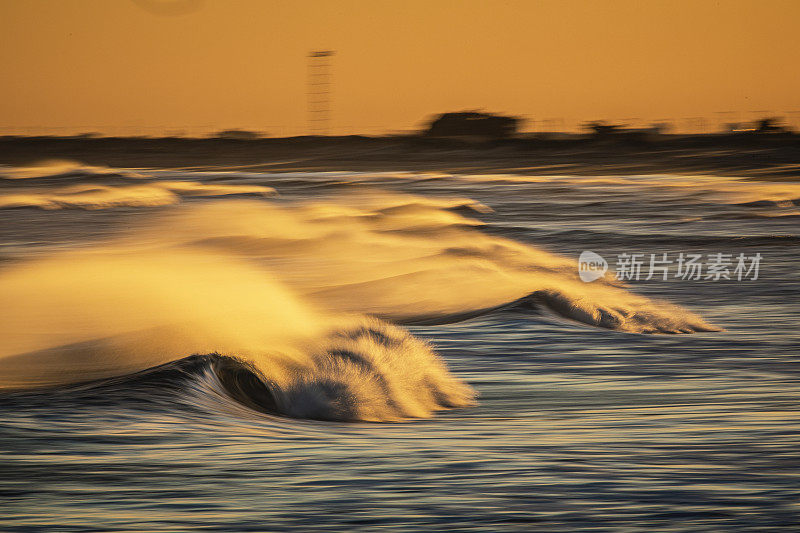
[1,0,799,136]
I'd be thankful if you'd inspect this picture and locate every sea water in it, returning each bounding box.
[1,163,798,530]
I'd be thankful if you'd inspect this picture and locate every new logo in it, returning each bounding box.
[578,251,608,282]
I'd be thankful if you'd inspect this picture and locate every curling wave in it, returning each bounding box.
[0,191,719,421]
[7,318,474,423]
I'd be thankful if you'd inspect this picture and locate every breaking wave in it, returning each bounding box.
[0,181,276,209]
[148,193,718,333]
[4,321,474,423]
[0,160,276,209]
[0,159,146,181]
[0,190,719,421]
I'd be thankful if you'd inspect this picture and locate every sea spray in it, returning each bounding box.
[143,193,718,332]
[0,191,718,420]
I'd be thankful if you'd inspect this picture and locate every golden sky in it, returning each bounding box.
[1,0,799,135]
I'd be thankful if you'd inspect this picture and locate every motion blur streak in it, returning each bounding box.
[0,188,716,420]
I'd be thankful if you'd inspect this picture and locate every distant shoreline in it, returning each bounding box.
[1,134,799,181]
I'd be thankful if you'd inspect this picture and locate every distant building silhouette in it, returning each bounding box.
[425,111,520,139]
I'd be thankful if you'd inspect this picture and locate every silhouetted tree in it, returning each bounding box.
[582,121,625,137]
[755,117,786,133]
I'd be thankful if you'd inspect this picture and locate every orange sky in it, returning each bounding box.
[1,0,799,136]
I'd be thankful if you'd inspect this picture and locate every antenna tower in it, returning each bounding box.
[307,51,335,135]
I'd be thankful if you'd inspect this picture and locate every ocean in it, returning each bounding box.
[1,162,799,531]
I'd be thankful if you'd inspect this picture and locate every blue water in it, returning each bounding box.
[1,166,799,531]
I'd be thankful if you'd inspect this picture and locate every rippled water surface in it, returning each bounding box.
[1,165,799,531]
